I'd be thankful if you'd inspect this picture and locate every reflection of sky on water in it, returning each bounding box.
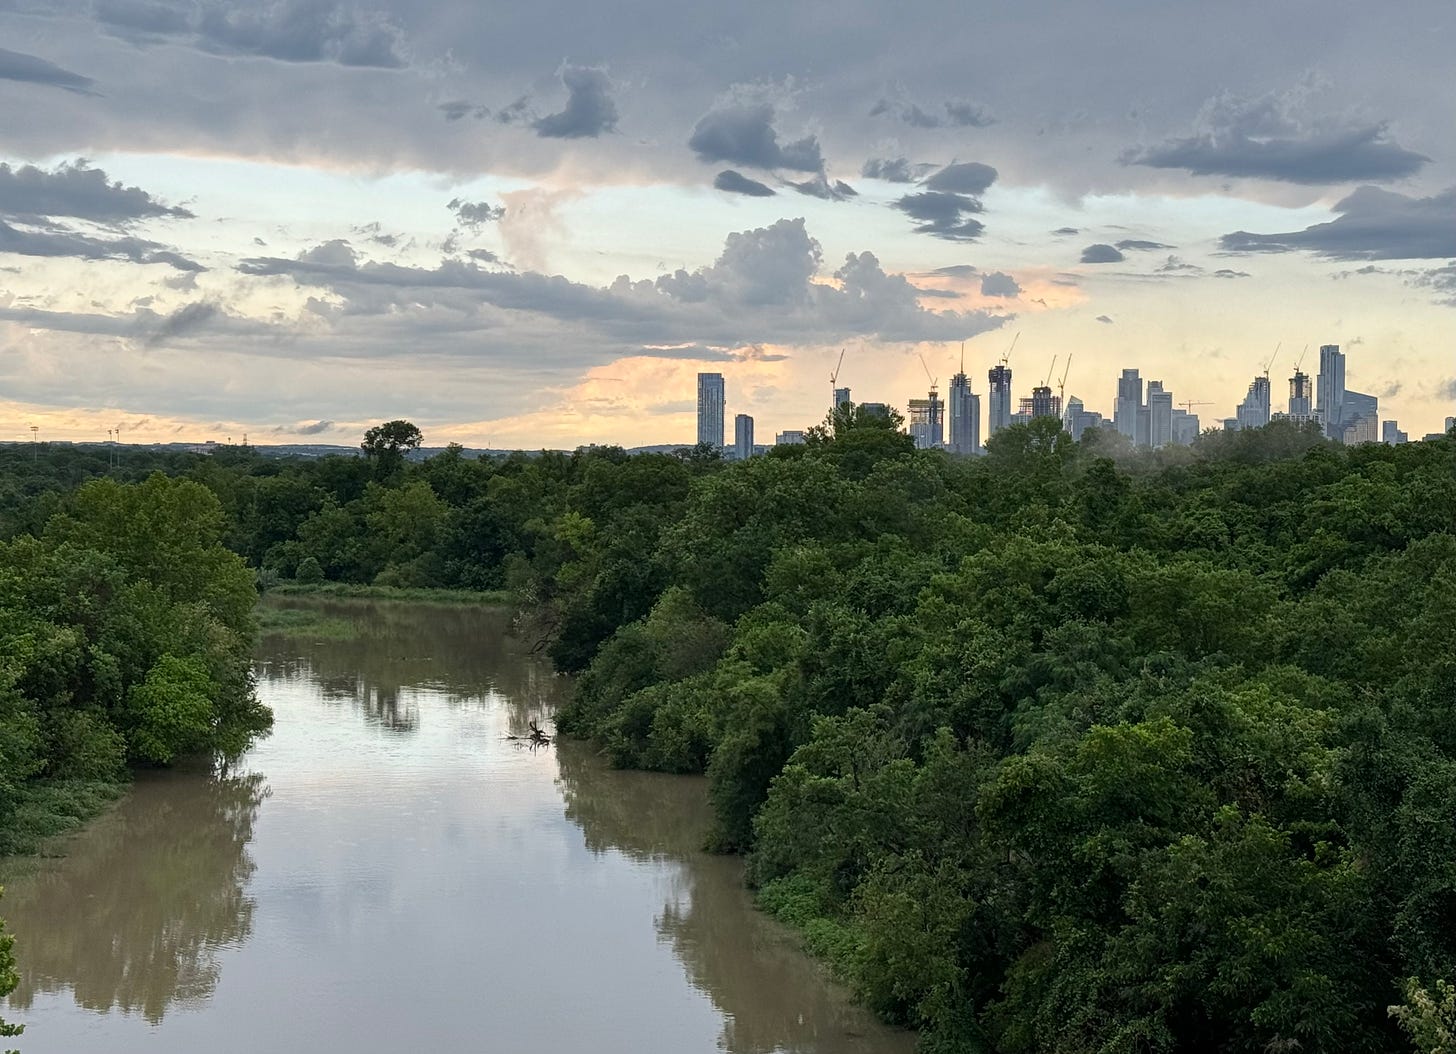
[0,600,910,1054]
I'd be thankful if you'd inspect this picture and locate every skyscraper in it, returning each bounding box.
[1236,375,1272,430]
[1382,420,1408,445]
[1114,369,1143,443]
[1030,384,1059,420]
[1171,408,1199,446]
[697,372,725,447]
[1317,344,1345,439]
[948,369,981,454]
[832,387,852,414]
[908,390,944,449]
[1289,369,1313,415]
[734,414,754,460]
[1342,389,1378,445]
[1147,380,1173,447]
[987,364,1013,435]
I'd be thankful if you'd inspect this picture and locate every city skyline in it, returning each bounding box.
[1,2,1453,445]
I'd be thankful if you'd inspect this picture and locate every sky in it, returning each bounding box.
[0,0,1453,448]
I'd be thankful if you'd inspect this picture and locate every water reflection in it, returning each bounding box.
[3,771,267,1024]
[257,598,559,734]
[556,742,915,1054]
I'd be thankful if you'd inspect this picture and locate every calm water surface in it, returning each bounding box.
[1,599,915,1054]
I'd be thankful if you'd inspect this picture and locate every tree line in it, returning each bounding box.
[4,413,1456,1050]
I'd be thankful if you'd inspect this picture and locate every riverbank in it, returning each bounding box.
[0,779,126,861]
[265,582,514,605]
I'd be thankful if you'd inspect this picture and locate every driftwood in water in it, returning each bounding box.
[505,719,552,746]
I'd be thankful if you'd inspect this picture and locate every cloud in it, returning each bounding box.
[1052,227,1080,236]
[714,170,776,197]
[1156,255,1200,273]
[788,174,856,201]
[532,65,618,139]
[1115,238,1173,251]
[1080,243,1125,263]
[237,217,1009,350]
[925,265,978,278]
[0,219,202,269]
[447,197,505,229]
[893,192,984,240]
[293,419,335,435]
[1220,185,1456,260]
[0,46,97,94]
[1095,314,1114,324]
[438,100,488,122]
[922,162,998,195]
[1212,268,1251,278]
[1413,263,1456,307]
[980,271,1020,297]
[890,162,997,241]
[93,0,407,68]
[870,92,993,129]
[688,102,823,173]
[1125,87,1428,184]
[144,301,218,347]
[859,157,924,183]
[0,160,193,224]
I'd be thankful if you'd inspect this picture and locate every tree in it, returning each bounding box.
[1,892,23,1053]
[361,420,424,479]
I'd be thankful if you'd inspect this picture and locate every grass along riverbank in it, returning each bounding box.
[265,582,514,605]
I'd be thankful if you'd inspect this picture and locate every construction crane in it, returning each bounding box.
[1293,344,1310,372]
[1180,400,1214,411]
[1262,342,1281,379]
[1000,331,1020,367]
[829,347,846,412]
[1042,354,1058,388]
[1057,353,1073,406]
[918,352,938,394]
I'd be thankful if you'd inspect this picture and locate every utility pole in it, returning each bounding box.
[29,424,38,461]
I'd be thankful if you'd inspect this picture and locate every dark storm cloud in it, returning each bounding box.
[447,197,505,229]
[922,162,997,195]
[93,0,406,68]
[870,93,993,129]
[859,157,926,183]
[713,170,776,197]
[0,46,97,93]
[1081,243,1125,263]
[1126,87,1428,184]
[0,161,193,224]
[1116,238,1173,251]
[980,271,1020,297]
[0,218,202,269]
[532,65,618,139]
[687,103,823,173]
[1219,186,1456,260]
[892,192,985,241]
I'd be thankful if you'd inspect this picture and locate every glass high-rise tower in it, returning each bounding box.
[697,372,725,447]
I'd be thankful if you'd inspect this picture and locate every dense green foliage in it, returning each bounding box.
[549,416,1456,1052]
[0,890,19,1051]
[0,474,271,849]
[5,415,1456,1052]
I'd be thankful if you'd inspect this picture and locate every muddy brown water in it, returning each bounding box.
[0,599,915,1053]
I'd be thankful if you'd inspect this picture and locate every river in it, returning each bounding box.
[0,599,915,1054]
